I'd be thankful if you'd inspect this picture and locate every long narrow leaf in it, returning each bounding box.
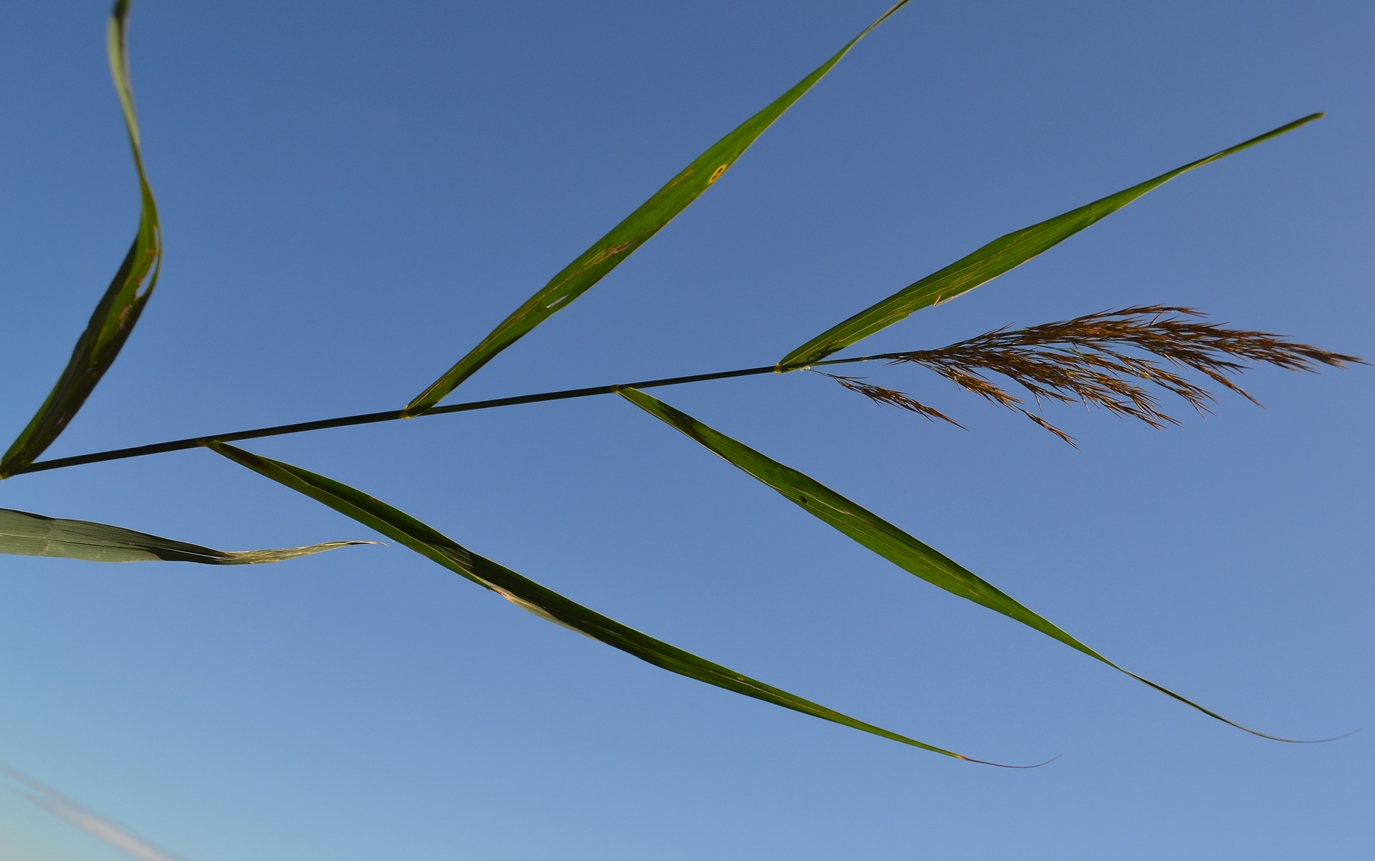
[0,507,372,564]
[0,0,162,477]
[779,113,1323,370]
[405,1,914,415]
[619,385,1308,741]
[206,439,1033,766]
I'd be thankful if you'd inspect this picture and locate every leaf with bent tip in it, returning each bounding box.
[0,0,162,478]
[0,507,374,564]
[405,0,914,415]
[779,113,1324,370]
[206,439,1039,766]
[619,385,1317,742]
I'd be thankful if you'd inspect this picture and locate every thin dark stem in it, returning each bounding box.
[11,361,818,477]
[11,307,1359,476]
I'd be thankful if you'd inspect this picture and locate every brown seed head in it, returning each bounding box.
[825,306,1362,443]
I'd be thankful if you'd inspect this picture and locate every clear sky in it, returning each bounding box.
[0,2,1370,859]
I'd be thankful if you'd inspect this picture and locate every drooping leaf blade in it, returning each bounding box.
[619,386,1304,740]
[779,113,1324,370]
[206,440,1032,765]
[404,1,914,415]
[0,0,162,477]
[0,507,373,564]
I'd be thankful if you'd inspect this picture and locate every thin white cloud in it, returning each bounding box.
[0,765,190,861]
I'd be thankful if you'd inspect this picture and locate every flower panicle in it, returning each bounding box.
[825,306,1362,443]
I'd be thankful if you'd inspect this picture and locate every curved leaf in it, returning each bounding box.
[1,0,162,477]
[405,1,914,415]
[779,113,1323,370]
[206,439,1034,766]
[619,385,1306,741]
[0,507,373,564]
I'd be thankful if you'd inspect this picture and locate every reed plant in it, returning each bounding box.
[1,0,1360,766]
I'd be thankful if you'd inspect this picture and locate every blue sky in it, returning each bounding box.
[0,1,1370,858]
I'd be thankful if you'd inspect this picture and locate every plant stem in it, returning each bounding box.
[11,359,877,477]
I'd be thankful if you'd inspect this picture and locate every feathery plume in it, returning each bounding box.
[825,306,1361,443]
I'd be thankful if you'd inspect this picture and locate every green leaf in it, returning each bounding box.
[779,113,1324,370]
[206,439,1032,765]
[619,385,1301,741]
[0,0,162,478]
[0,507,373,564]
[404,1,914,415]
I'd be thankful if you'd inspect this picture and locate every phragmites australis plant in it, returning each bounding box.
[1,0,1362,768]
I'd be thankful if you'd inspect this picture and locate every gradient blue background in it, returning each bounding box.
[0,2,1370,859]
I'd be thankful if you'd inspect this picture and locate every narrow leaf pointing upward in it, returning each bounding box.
[1,0,163,477]
[779,113,1323,370]
[405,1,914,415]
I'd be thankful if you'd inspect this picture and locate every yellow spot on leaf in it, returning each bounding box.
[708,164,728,184]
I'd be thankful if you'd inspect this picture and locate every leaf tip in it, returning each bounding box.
[959,752,1062,769]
